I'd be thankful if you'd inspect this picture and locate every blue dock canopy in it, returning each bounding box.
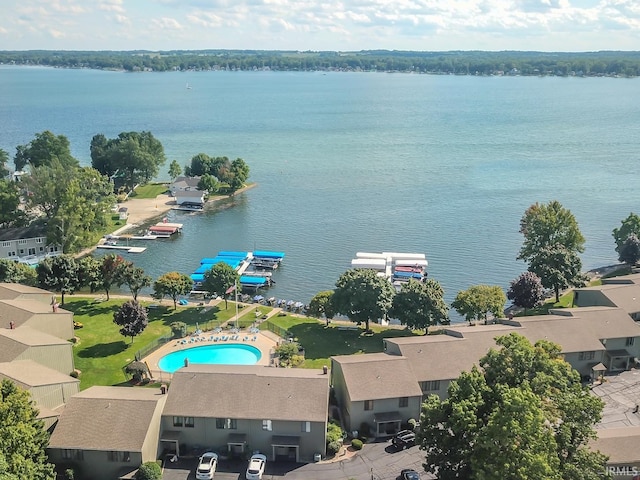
[240,276,267,285]
[252,250,285,260]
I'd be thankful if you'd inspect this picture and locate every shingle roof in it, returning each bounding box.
[0,360,78,388]
[48,386,166,451]
[0,327,69,363]
[162,365,329,422]
[590,426,640,464]
[580,284,640,314]
[1,298,69,314]
[0,225,46,242]
[331,353,422,401]
[0,283,51,298]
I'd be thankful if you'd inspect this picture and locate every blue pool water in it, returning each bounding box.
[158,344,262,373]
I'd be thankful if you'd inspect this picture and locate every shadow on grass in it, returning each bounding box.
[63,299,118,317]
[78,340,129,358]
[148,305,223,328]
[287,323,415,360]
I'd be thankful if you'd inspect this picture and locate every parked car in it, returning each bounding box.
[400,468,421,480]
[392,430,416,450]
[245,453,267,480]
[196,452,218,480]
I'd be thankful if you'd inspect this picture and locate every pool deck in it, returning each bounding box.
[144,322,280,384]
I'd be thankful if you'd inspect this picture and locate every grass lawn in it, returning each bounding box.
[65,297,242,389]
[264,314,417,368]
[129,183,168,199]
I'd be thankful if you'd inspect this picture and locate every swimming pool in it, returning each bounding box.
[158,344,262,373]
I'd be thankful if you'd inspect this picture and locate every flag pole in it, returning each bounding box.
[234,280,238,327]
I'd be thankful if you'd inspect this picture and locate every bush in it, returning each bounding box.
[170,321,187,338]
[408,418,417,431]
[327,440,342,456]
[350,439,363,450]
[326,421,344,444]
[65,468,75,480]
[136,461,162,480]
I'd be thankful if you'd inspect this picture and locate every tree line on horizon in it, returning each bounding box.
[3,49,640,76]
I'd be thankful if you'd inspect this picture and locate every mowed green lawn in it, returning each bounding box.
[263,314,417,368]
[65,297,243,389]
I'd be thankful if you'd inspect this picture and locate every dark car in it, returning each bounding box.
[392,430,416,450]
[400,468,421,480]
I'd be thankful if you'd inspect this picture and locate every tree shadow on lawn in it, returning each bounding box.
[63,299,119,317]
[149,305,222,328]
[287,323,415,360]
[78,340,129,358]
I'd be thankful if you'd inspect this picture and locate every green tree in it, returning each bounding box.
[23,159,70,220]
[274,342,304,367]
[201,262,239,309]
[153,272,192,309]
[618,233,640,266]
[517,201,585,299]
[36,255,80,305]
[14,130,78,171]
[77,255,102,293]
[168,159,183,181]
[418,333,608,480]
[528,244,586,302]
[0,180,28,228]
[0,259,37,285]
[121,263,151,301]
[0,148,9,177]
[612,213,640,254]
[0,380,55,480]
[308,290,335,326]
[332,268,395,331]
[113,300,148,343]
[228,157,249,193]
[98,254,127,301]
[197,173,219,195]
[507,271,545,315]
[185,153,213,177]
[135,461,161,480]
[451,284,506,325]
[390,278,449,332]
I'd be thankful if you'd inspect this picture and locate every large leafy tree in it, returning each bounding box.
[418,333,608,480]
[13,130,78,171]
[184,153,213,177]
[618,233,640,266]
[0,180,27,228]
[0,259,37,285]
[389,278,449,332]
[98,254,127,301]
[153,272,192,310]
[507,271,545,315]
[0,379,55,480]
[77,255,102,293]
[528,244,586,302]
[451,284,506,325]
[0,148,10,177]
[308,290,336,326]
[168,159,183,181]
[90,131,166,191]
[36,255,80,305]
[121,263,151,301]
[518,201,585,300]
[332,268,396,331]
[201,262,239,309]
[113,300,148,343]
[612,213,640,255]
[197,173,219,195]
[228,157,250,193]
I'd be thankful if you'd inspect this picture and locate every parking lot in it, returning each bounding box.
[162,439,432,480]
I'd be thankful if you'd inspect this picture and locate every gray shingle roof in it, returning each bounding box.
[0,283,51,298]
[162,365,329,422]
[48,386,166,452]
[0,360,78,388]
[590,426,640,464]
[331,353,422,401]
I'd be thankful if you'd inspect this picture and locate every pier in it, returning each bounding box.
[96,245,147,253]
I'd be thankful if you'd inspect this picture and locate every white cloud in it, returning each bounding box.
[152,17,184,30]
[99,0,126,14]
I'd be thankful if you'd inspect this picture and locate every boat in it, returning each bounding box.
[186,83,192,90]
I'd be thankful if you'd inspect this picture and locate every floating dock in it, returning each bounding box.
[190,250,283,290]
[350,251,428,286]
[96,245,146,253]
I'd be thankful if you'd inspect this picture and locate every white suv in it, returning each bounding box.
[245,453,267,480]
[195,452,218,480]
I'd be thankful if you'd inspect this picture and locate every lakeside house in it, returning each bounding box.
[0,225,61,264]
[169,175,201,196]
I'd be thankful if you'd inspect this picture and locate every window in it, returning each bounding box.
[36,238,43,243]
[107,451,130,462]
[173,416,183,427]
[18,240,27,245]
[301,421,311,433]
[62,449,83,461]
[421,380,440,392]
[185,417,195,428]
[19,249,24,254]
[216,418,237,429]
[28,248,36,255]
[578,351,595,361]
[2,242,10,247]
[399,397,409,408]
[39,247,44,252]
[262,419,272,431]
[627,337,635,347]
[364,400,374,411]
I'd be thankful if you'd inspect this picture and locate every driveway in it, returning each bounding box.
[162,440,433,480]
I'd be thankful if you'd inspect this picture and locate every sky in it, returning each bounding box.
[1,0,639,52]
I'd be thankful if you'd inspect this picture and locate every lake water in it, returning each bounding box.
[1,66,639,310]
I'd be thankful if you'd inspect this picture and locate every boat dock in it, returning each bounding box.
[148,222,183,236]
[96,245,147,253]
[351,251,428,287]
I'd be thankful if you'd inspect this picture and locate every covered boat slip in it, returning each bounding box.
[351,252,428,284]
[190,250,283,289]
[148,222,183,235]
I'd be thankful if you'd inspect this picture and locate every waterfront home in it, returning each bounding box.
[160,365,329,462]
[47,386,167,480]
[0,359,79,429]
[0,327,75,376]
[0,225,61,263]
[330,353,422,437]
[174,189,206,206]
[169,175,201,195]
